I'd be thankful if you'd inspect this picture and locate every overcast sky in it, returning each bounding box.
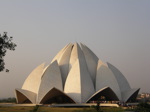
[0,0,150,98]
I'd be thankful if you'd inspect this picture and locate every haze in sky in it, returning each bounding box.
[0,0,150,98]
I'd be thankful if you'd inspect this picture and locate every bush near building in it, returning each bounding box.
[0,97,16,103]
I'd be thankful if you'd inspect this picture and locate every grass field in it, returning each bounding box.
[0,106,34,112]
[0,106,126,112]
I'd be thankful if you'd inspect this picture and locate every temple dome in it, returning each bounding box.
[15,43,140,104]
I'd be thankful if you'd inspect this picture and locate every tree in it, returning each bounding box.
[0,32,17,72]
[135,102,150,112]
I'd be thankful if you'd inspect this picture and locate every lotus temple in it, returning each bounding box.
[15,43,140,104]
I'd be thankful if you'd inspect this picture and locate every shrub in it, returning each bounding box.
[135,102,150,112]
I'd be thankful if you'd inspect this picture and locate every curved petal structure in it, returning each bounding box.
[40,87,75,104]
[56,43,73,86]
[15,43,139,104]
[80,43,98,85]
[22,63,45,94]
[122,88,140,102]
[87,87,119,103]
[69,43,81,70]
[96,61,122,100]
[37,61,63,104]
[51,43,69,63]
[15,89,36,104]
[64,60,82,103]
[107,62,131,92]
[64,59,95,103]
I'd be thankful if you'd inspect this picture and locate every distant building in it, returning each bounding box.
[15,43,140,104]
[137,93,150,102]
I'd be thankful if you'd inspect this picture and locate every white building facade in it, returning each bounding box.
[15,43,140,104]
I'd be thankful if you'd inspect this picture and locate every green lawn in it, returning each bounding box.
[0,106,125,112]
[0,106,34,112]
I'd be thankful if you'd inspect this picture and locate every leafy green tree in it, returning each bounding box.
[135,102,150,112]
[0,32,17,72]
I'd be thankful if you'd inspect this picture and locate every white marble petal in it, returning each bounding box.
[15,88,36,104]
[22,63,45,94]
[37,61,63,104]
[107,62,131,93]
[65,59,95,103]
[96,61,122,100]
[80,43,99,85]
[122,88,140,102]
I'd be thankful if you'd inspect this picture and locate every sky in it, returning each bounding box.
[0,0,150,98]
